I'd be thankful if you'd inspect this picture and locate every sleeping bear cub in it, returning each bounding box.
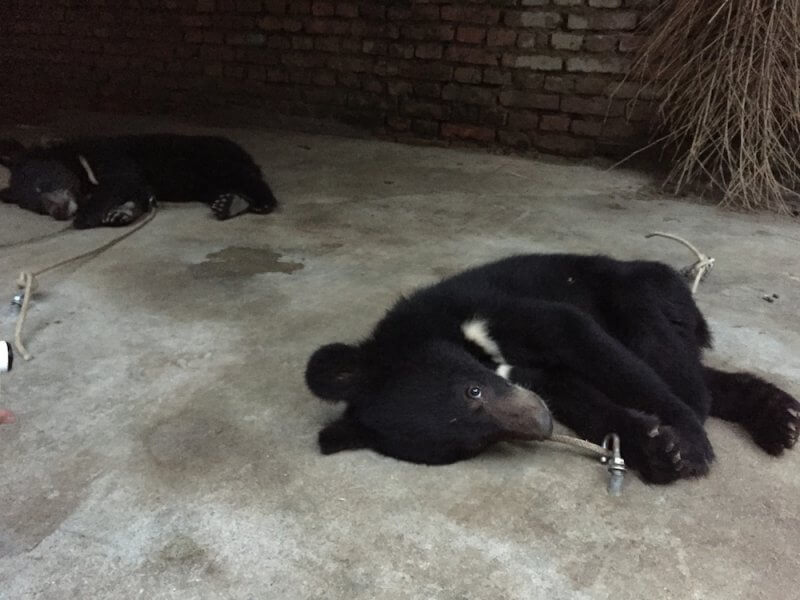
[0,134,277,228]
[306,254,799,484]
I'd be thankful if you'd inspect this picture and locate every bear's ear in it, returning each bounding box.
[305,343,366,402]
[318,417,369,455]
[0,138,26,168]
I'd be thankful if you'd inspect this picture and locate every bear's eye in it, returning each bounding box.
[465,386,483,399]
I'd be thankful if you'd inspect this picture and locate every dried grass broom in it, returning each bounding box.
[630,0,800,213]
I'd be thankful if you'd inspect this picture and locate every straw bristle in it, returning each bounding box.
[633,0,800,213]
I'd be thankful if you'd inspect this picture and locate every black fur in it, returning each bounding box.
[0,134,277,228]
[306,254,800,484]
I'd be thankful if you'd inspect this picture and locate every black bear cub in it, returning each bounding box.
[0,134,277,228]
[306,254,799,484]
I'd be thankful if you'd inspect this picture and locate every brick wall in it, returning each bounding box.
[0,0,660,157]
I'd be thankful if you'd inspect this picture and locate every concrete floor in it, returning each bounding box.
[1,114,799,600]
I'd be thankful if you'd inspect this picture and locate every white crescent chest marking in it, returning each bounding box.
[461,316,511,366]
[78,155,99,185]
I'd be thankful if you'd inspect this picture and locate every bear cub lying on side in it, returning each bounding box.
[306,253,799,484]
[0,134,277,228]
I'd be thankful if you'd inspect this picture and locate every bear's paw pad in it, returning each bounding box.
[102,201,137,226]
[211,193,251,220]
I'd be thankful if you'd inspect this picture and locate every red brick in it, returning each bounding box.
[415,43,443,60]
[517,32,548,50]
[388,43,414,59]
[328,55,371,72]
[575,77,612,95]
[450,104,480,123]
[544,75,576,93]
[236,0,261,12]
[414,82,442,98]
[561,95,625,117]
[412,5,440,20]
[568,12,638,30]
[338,72,361,88]
[504,11,562,28]
[387,80,412,96]
[584,35,618,53]
[289,1,311,14]
[263,0,286,15]
[313,70,337,86]
[442,83,497,106]
[312,2,335,16]
[454,66,482,84]
[336,3,358,18]
[456,26,486,44]
[445,46,499,66]
[441,6,500,25]
[480,107,507,127]
[306,18,350,35]
[487,29,517,47]
[513,72,545,89]
[507,109,539,130]
[619,34,645,53]
[503,54,562,71]
[500,91,559,110]
[441,123,496,143]
[362,39,387,55]
[571,119,603,137]
[482,68,512,86]
[551,33,583,51]
[402,24,455,41]
[315,36,342,52]
[599,118,642,139]
[403,99,448,120]
[292,36,314,50]
[361,76,383,94]
[566,56,630,74]
[359,3,385,19]
[387,6,411,20]
[540,114,571,131]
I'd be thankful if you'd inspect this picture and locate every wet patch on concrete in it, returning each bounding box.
[189,246,304,279]
[159,534,208,565]
[143,403,248,475]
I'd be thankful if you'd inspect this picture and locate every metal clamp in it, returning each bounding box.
[600,433,626,496]
[0,340,12,373]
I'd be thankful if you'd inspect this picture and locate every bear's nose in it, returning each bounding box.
[484,385,553,441]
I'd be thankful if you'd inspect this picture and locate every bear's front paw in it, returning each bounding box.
[751,388,800,455]
[211,193,251,220]
[625,417,713,484]
[102,201,138,227]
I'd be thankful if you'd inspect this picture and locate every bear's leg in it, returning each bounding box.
[101,201,146,227]
[512,366,710,483]
[208,177,277,220]
[210,192,252,220]
[596,269,713,419]
[704,367,799,454]
[616,314,712,420]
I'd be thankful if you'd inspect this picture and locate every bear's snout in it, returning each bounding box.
[484,386,553,441]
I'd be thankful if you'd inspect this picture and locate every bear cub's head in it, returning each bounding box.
[306,340,553,465]
[0,139,83,221]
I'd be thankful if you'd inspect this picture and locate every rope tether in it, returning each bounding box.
[645,232,715,294]
[12,206,158,361]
